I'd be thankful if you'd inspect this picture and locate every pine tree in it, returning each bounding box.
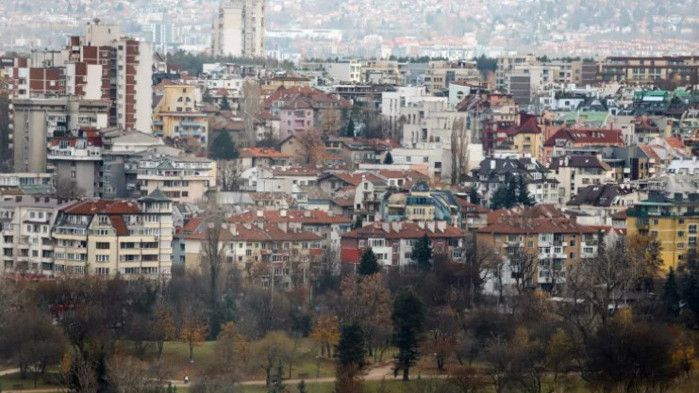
[489,184,510,210]
[383,151,394,164]
[336,324,366,369]
[469,185,480,205]
[358,248,380,276]
[411,234,432,271]
[345,118,356,137]
[209,130,239,160]
[220,94,231,110]
[662,267,681,316]
[516,175,535,206]
[297,380,307,393]
[353,215,363,229]
[392,288,426,381]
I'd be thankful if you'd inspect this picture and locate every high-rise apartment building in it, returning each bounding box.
[212,0,265,58]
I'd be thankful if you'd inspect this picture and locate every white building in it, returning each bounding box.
[212,0,266,58]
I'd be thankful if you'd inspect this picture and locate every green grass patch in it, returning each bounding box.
[0,372,59,391]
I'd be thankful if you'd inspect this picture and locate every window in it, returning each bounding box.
[96,242,110,250]
[96,268,110,275]
[96,255,110,262]
[689,224,697,234]
[678,231,685,238]
[652,219,659,225]
[678,243,684,249]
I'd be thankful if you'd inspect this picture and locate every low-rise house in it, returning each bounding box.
[567,184,645,226]
[238,148,290,171]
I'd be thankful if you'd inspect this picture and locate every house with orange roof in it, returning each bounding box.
[238,147,290,171]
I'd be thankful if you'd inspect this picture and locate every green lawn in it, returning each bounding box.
[159,339,337,381]
[0,372,59,391]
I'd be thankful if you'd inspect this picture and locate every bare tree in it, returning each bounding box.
[217,160,242,191]
[508,247,537,295]
[201,204,227,308]
[320,108,343,136]
[450,117,470,185]
[296,128,326,165]
[242,79,262,144]
[55,179,86,199]
[107,355,166,393]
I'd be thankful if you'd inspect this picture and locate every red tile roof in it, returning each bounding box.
[478,206,597,235]
[62,200,141,215]
[109,215,128,236]
[343,221,466,240]
[239,147,290,159]
[323,172,385,186]
[229,210,351,225]
[544,128,624,147]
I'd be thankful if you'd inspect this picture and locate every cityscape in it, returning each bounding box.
[0,1,699,393]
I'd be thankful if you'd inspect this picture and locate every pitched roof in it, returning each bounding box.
[343,221,466,239]
[544,128,624,147]
[567,184,625,207]
[229,210,351,225]
[549,155,613,171]
[478,215,598,234]
[239,147,290,159]
[321,172,385,186]
[139,188,170,202]
[62,200,141,215]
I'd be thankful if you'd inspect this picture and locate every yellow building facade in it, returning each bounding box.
[626,197,699,272]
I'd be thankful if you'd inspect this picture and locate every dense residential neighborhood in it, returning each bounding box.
[0,2,699,393]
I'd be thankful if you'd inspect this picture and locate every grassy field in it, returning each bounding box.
[159,339,337,381]
[0,372,58,391]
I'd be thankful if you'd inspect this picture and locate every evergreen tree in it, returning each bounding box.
[489,183,510,210]
[505,174,518,204]
[383,151,394,164]
[662,267,681,316]
[345,118,356,137]
[411,234,432,271]
[352,215,363,229]
[358,248,380,276]
[469,185,480,205]
[268,360,285,393]
[209,130,239,160]
[336,323,366,369]
[516,175,535,206]
[220,94,231,110]
[392,288,426,381]
[297,380,307,393]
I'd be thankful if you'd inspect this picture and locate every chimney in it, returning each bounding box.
[280,210,287,217]
[418,222,425,229]
[256,210,263,217]
[427,221,436,232]
[382,222,390,233]
[437,221,446,232]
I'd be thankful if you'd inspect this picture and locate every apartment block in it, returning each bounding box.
[598,56,699,85]
[477,206,599,292]
[626,192,699,272]
[52,190,173,277]
[340,221,466,269]
[0,196,72,277]
[11,97,109,172]
[134,154,216,203]
[212,0,266,58]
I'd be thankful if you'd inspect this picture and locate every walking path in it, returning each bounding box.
[2,362,439,392]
